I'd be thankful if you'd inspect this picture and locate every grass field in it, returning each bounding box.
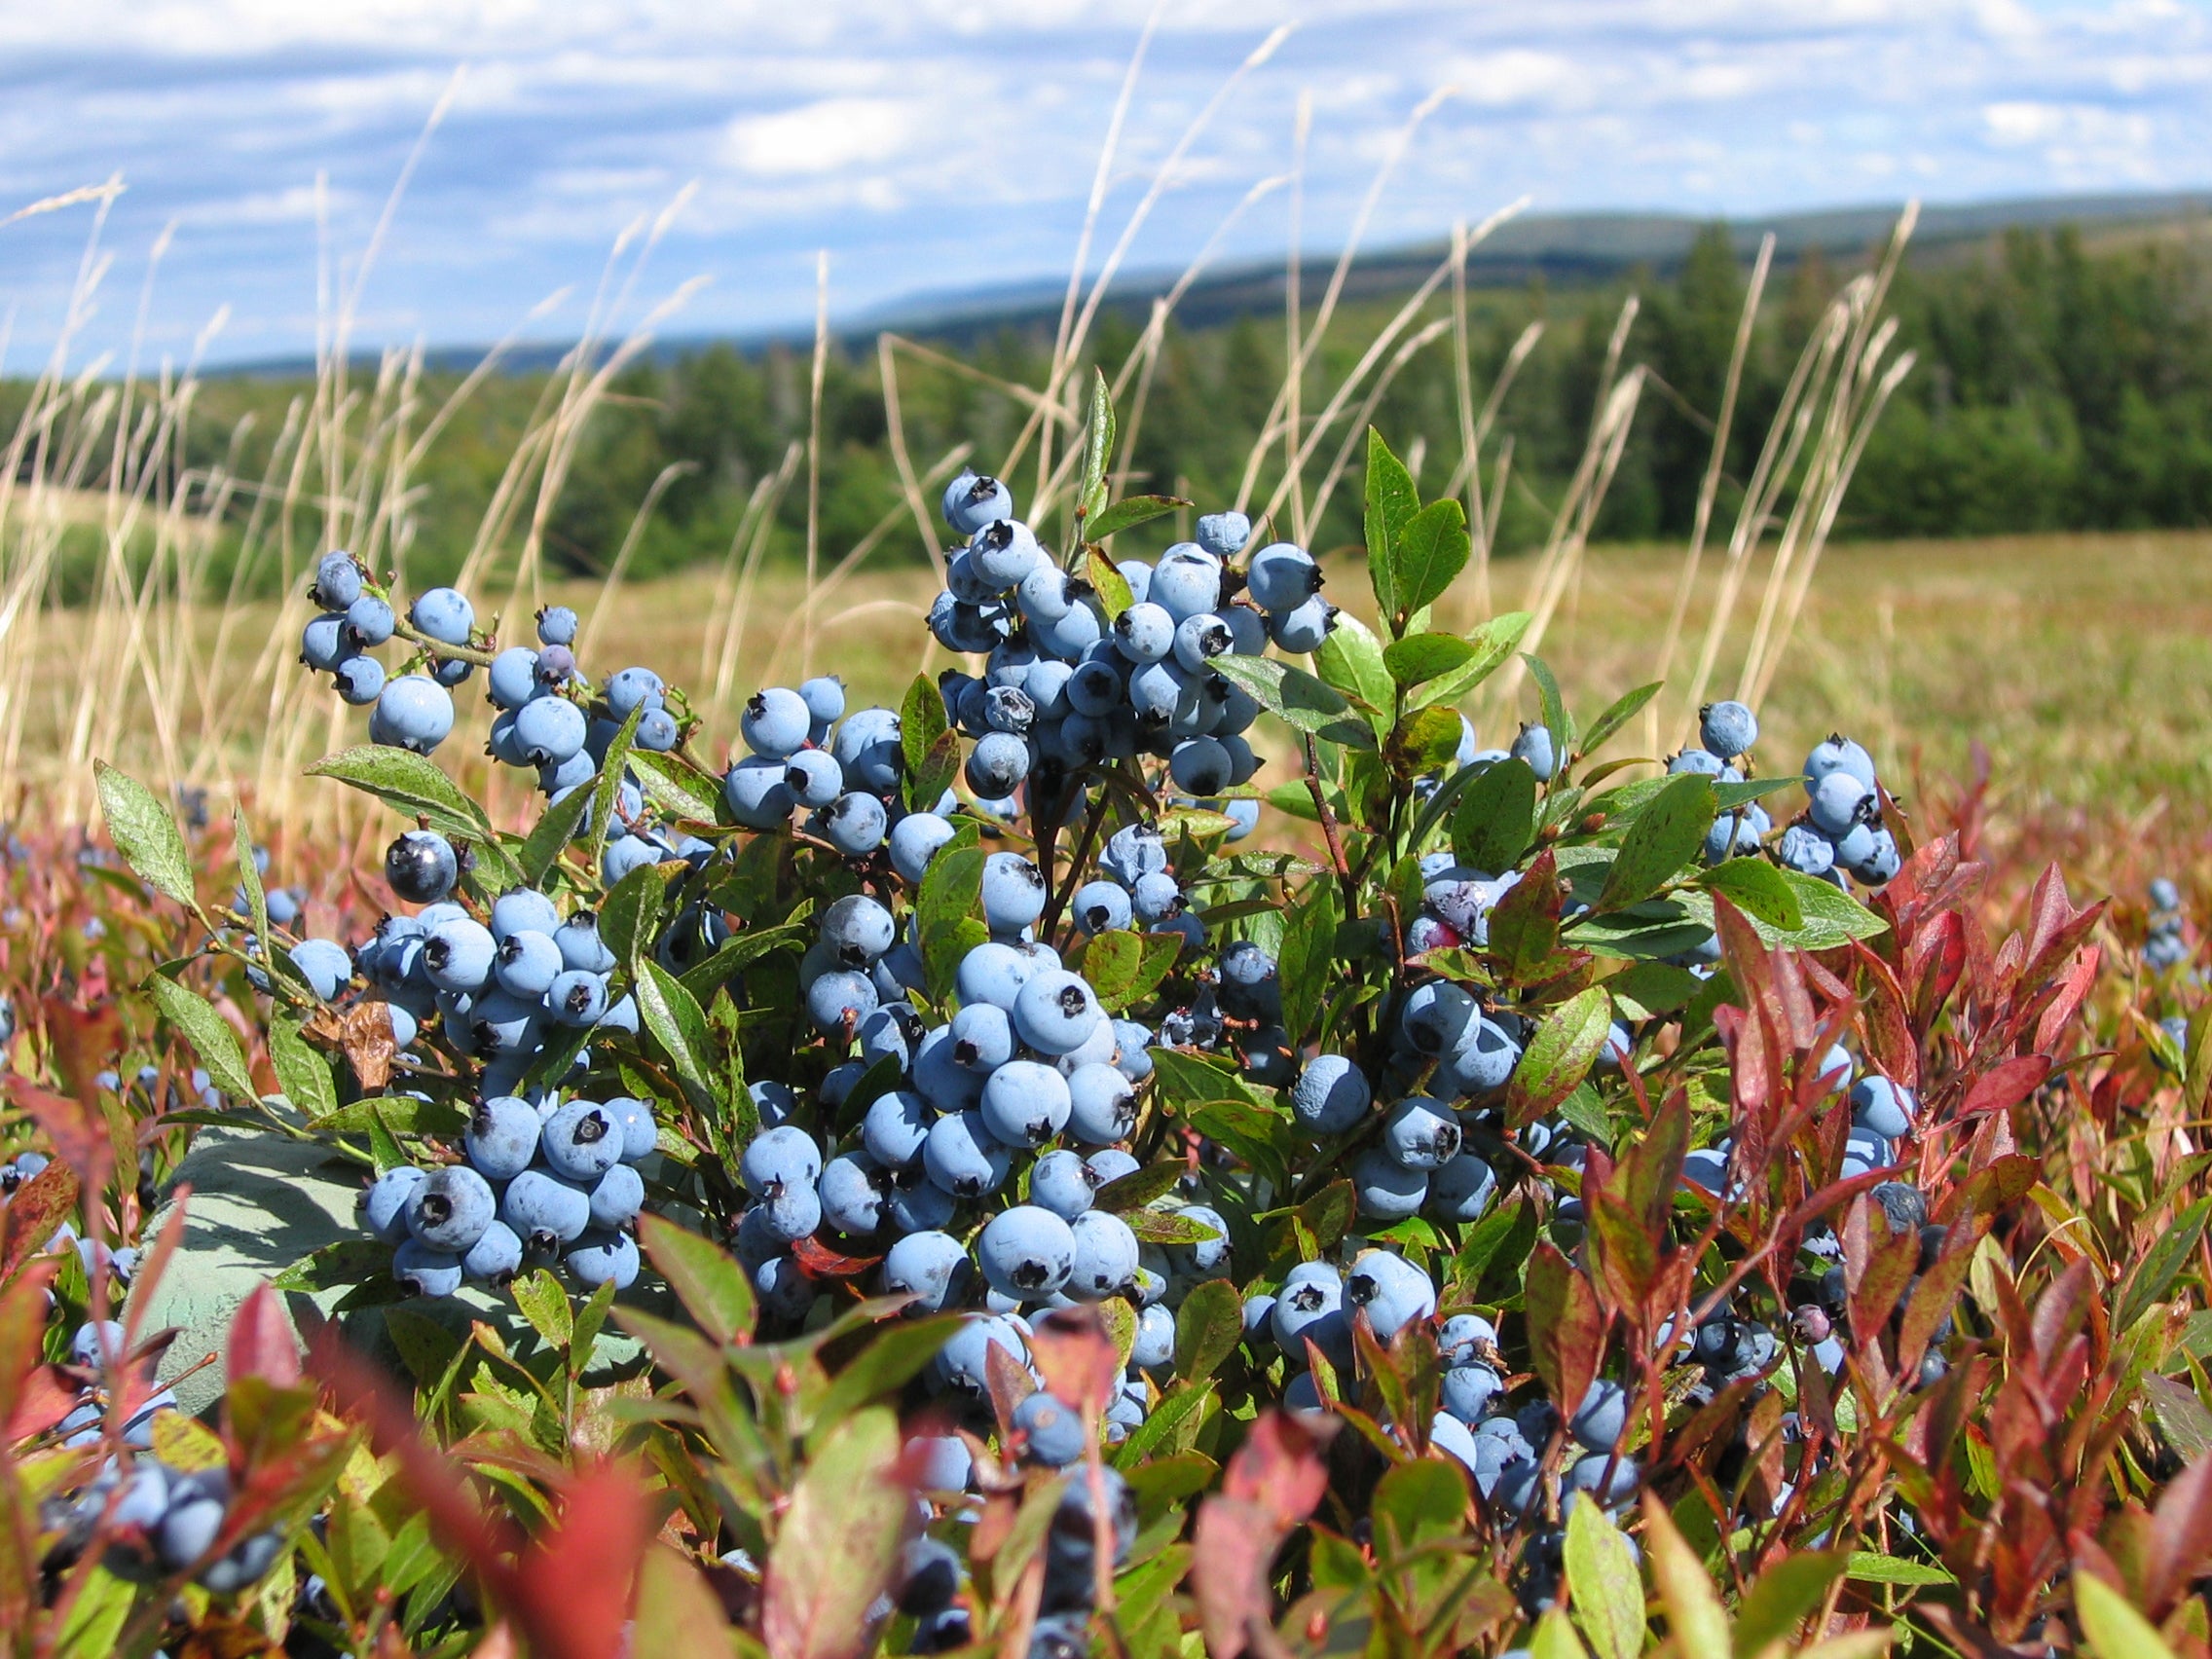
[18,528,2205,904]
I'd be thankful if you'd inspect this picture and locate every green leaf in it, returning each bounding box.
[1391,497,1470,617]
[270,1238,395,1294]
[1579,681,1662,760]
[1564,1498,1643,1659]
[761,1406,910,1659]
[1530,1609,1590,1659]
[1126,1208,1228,1246]
[1078,367,1115,528]
[1604,961,1701,1021]
[1507,985,1614,1126]
[146,973,257,1103]
[1314,612,1393,733]
[600,859,667,966]
[232,812,270,962]
[1080,929,1182,1014]
[1093,1161,1187,1214]
[627,748,722,824]
[1087,548,1134,619]
[1382,632,1475,689]
[510,1269,573,1352]
[1408,609,1532,711]
[362,1105,407,1176]
[1597,773,1715,911]
[305,745,489,837]
[1525,653,1574,765]
[810,1314,967,1441]
[1488,849,1563,980]
[1172,1279,1243,1382]
[678,919,810,1005]
[313,1095,467,1135]
[1734,1550,1849,1654]
[2076,1570,2179,1659]
[917,834,987,1005]
[1371,1457,1466,1555]
[1388,706,1463,777]
[1087,493,1190,541]
[1276,882,1340,1048]
[581,702,645,875]
[1451,757,1538,874]
[638,1213,755,1345]
[1845,1552,1955,1586]
[94,761,198,912]
[1114,1381,1215,1466]
[269,1015,337,1120]
[518,773,596,886]
[2121,1194,2212,1328]
[900,675,948,809]
[638,961,717,1112]
[1362,427,1418,623]
[1771,870,1889,947]
[1697,858,1802,931]
[1207,655,1365,740]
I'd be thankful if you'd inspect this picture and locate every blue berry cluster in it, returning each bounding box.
[357,1085,653,1296]
[2147,876,2190,972]
[1762,723,1901,889]
[925,474,1276,840]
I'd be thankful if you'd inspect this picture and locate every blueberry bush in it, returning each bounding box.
[4,384,2209,1659]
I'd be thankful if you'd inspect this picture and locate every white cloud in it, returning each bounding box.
[0,0,2206,363]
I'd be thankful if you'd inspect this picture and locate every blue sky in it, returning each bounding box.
[1,0,2207,369]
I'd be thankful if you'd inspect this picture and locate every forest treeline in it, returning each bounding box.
[16,215,2212,593]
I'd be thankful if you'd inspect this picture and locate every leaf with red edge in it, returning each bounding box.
[1195,1410,1337,1657]
[762,1406,912,1659]
[1524,1241,1604,1417]
[227,1282,300,1389]
[41,993,123,1109]
[512,1463,654,1659]
[2146,1454,2212,1615]
[0,1161,80,1281]
[5,1362,80,1440]
[2032,944,2101,1056]
[1959,1054,2051,1120]
[790,1235,882,1280]
[1027,1306,1120,1417]
[6,1073,113,1192]
[1850,941,1919,1088]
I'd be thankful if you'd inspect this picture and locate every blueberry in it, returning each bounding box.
[331,654,386,705]
[1808,770,1869,835]
[1030,1149,1098,1219]
[409,587,474,646]
[1245,542,1323,611]
[781,749,842,809]
[979,1059,1072,1148]
[889,812,956,885]
[1272,1269,1350,1368]
[806,968,878,1035]
[1345,1248,1436,1341]
[1013,1390,1088,1466]
[1698,700,1759,760]
[1400,980,1479,1055]
[566,1230,640,1291]
[287,938,352,1001]
[1267,594,1337,652]
[741,1124,823,1200]
[1440,1363,1504,1423]
[301,611,354,672]
[1440,1017,1521,1097]
[1064,1061,1137,1145]
[1014,970,1104,1056]
[1070,879,1133,936]
[1289,1053,1371,1134]
[608,667,666,719]
[488,646,540,710]
[1169,1204,1230,1274]
[393,1237,464,1298]
[1428,1152,1498,1222]
[1353,1147,1428,1221]
[1669,747,1727,777]
[969,519,1044,589]
[818,1151,890,1235]
[362,1165,426,1242]
[1112,602,1175,664]
[863,1088,935,1168]
[1509,720,1557,781]
[815,792,888,856]
[742,687,812,758]
[937,1314,1028,1393]
[423,917,496,992]
[942,469,1015,535]
[980,852,1048,934]
[547,969,609,1027]
[1130,1303,1177,1371]
[1196,511,1250,557]
[1804,734,1877,794]
[490,888,560,941]
[884,1230,974,1312]
[821,894,896,968]
[1778,824,1836,876]
[1382,1095,1462,1169]
[1851,1075,1915,1139]
[371,675,455,754]
[540,1101,622,1183]
[313,550,363,608]
[456,1219,522,1284]
[922,1110,1011,1198]
[535,605,579,646]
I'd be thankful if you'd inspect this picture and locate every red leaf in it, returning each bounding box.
[2032,945,2101,1057]
[513,1464,653,1659]
[41,994,122,1110]
[1196,1411,1336,1658]
[790,1235,881,1280]
[0,1161,81,1282]
[1025,1306,1120,1418]
[2146,1454,2212,1614]
[227,1283,300,1389]
[1524,1240,1604,1417]
[1959,1054,2050,1121]
[4,1362,82,1440]
[5,1073,113,1193]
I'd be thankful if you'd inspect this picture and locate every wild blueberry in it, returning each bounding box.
[1267,594,1337,652]
[608,667,665,719]
[1071,878,1132,935]
[1031,1149,1099,1219]
[409,587,474,645]
[313,550,363,608]
[1345,1248,1437,1341]
[1509,720,1557,781]
[393,1238,464,1297]
[466,1095,541,1181]
[1014,970,1104,1055]
[923,1110,1011,1198]
[423,917,496,992]
[566,1230,640,1290]
[1353,1146,1429,1221]
[1112,602,1175,664]
[1290,1053,1371,1134]
[816,792,888,856]
[979,1059,1072,1148]
[1064,1061,1137,1144]
[1247,543,1323,611]
[288,938,352,1001]
[1807,770,1869,835]
[742,1124,823,1198]
[980,853,1048,934]
[1699,700,1759,759]
[742,687,812,758]
[333,655,386,705]
[371,675,455,754]
[818,1152,890,1236]
[1013,1390,1088,1466]
[363,1165,426,1243]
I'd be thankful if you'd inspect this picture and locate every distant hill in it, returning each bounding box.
[224,190,2211,378]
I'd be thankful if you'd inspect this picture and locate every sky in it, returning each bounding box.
[0,0,2207,370]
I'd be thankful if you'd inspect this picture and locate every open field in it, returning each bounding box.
[15,527,2208,897]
